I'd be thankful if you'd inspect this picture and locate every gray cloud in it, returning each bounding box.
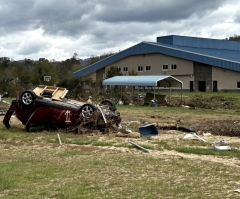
[0,0,238,60]
[0,0,229,37]
[234,9,240,23]
[93,0,229,23]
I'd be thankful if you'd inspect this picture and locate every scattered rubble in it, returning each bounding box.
[116,131,140,138]
[1,93,240,138]
[183,132,207,142]
[0,101,10,115]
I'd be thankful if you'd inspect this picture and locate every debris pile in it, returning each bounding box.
[182,120,240,137]
[178,95,237,109]
[0,101,10,115]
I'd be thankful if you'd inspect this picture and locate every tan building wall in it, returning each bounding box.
[88,53,240,91]
[102,54,194,89]
[174,75,194,90]
[212,67,240,91]
[105,54,194,76]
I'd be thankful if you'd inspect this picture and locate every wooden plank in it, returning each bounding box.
[33,85,68,101]
[52,89,68,100]
[33,85,47,97]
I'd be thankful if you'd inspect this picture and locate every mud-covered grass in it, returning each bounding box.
[1,138,240,199]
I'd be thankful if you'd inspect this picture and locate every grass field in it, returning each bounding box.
[1,92,240,198]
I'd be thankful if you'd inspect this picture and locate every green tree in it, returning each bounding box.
[226,34,240,41]
[32,60,58,86]
[88,52,115,65]
[0,65,8,94]
[0,60,32,96]
[23,59,34,70]
[0,57,11,68]
[128,69,138,76]
[105,66,122,78]
[57,54,82,81]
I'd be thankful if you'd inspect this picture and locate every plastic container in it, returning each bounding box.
[138,124,158,136]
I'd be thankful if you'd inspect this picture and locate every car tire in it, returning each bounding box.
[21,90,36,109]
[79,104,96,119]
[100,99,116,111]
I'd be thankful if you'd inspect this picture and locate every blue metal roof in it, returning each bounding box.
[73,35,240,77]
[157,35,240,51]
[102,75,183,87]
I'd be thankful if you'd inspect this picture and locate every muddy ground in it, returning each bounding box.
[1,100,240,169]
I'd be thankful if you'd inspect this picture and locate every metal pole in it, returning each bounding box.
[128,139,150,153]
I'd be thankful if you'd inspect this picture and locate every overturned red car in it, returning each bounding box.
[3,85,121,132]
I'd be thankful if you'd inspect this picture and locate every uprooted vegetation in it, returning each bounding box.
[156,119,240,137]
[105,91,239,110]
[182,94,237,109]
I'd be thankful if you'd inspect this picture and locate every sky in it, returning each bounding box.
[1,0,240,61]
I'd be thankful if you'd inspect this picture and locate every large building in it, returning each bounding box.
[73,35,240,92]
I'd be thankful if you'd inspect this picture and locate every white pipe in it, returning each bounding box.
[57,133,62,145]
[97,105,107,123]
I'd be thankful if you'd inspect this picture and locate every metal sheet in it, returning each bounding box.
[102,75,183,87]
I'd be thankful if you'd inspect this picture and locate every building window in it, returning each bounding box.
[117,67,121,72]
[162,64,168,71]
[103,74,106,79]
[171,64,177,70]
[237,82,240,88]
[146,65,151,71]
[138,66,143,72]
[123,67,128,72]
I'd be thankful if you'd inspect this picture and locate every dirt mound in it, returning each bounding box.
[183,95,236,109]
[183,120,240,136]
[156,119,240,137]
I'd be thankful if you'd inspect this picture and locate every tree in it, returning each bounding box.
[105,66,122,79]
[88,52,115,65]
[0,57,11,68]
[56,54,82,81]
[23,59,34,70]
[128,69,138,76]
[0,64,8,94]
[31,60,58,85]
[226,34,240,41]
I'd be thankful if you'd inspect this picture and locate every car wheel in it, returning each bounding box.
[100,99,116,111]
[21,90,36,108]
[79,104,96,119]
